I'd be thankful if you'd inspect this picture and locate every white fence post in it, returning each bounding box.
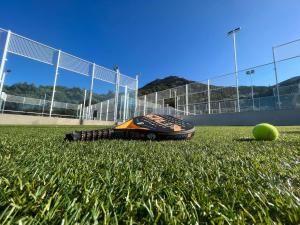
[134,74,139,116]
[79,104,82,119]
[49,50,61,117]
[106,100,109,121]
[174,90,177,115]
[82,89,87,120]
[114,68,120,122]
[143,95,147,116]
[155,92,158,114]
[0,71,8,100]
[41,93,46,116]
[88,63,96,119]
[185,84,189,115]
[22,97,26,110]
[207,79,211,114]
[0,30,11,98]
[99,102,103,120]
[123,85,128,122]
[234,100,237,112]
[272,47,281,109]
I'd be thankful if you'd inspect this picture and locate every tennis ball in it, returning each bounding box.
[252,123,279,141]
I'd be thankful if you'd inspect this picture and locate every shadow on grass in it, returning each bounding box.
[281,131,300,135]
[234,138,256,142]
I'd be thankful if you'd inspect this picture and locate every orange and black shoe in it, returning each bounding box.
[65,114,195,141]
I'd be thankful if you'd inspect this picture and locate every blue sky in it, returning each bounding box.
[1,0,300,94]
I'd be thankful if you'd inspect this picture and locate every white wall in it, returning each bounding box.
[183,109,300,126]
[0,114,114,126]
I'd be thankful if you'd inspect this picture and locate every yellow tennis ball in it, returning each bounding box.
[252,123,279,141]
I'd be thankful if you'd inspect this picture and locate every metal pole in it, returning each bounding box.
[143,95,147,116]
[76,105,79,118]
[79,104,82,119]
[250,73,255,111]
[134,74,139,117]
[2,99,6,114]
[123,86,128,122]
[106,100,109,121]
[88,63,96,119]
[126,89,129,119]
[174,90,177,115]
[234,100,237,112]
[42,93,46,116]
[0,72,7,98]
[155,92,158,114]
[22,97,26,111]
[176,97,179,115]
[0,31,11,85]
[232,32,240,112]
[82,89,87,120]
[99,102,103,120]
[207,79,211,114]
[49,50,61,117]
[272,47,281,109]
[185,84,189,115]
[114,68,120,122]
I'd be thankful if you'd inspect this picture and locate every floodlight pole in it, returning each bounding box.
[49,50,61,117]
[272,47,281,109]
[88,63,96,119]
[228,28,241,112]
[114,67,120,122]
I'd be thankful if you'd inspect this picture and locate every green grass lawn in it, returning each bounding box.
[0,125,299,224]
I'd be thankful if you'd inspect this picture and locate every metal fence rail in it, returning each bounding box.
[0,93,81,118]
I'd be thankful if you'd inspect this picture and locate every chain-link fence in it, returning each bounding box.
[0,28,138,121]
[1,27,300,122]
[132,37,300,118]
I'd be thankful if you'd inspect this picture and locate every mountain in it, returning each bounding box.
[3,75,300,105]
[138,76,193,96]
[279,76,300,86]
[3,83,115,104]
[138,75,273,98]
